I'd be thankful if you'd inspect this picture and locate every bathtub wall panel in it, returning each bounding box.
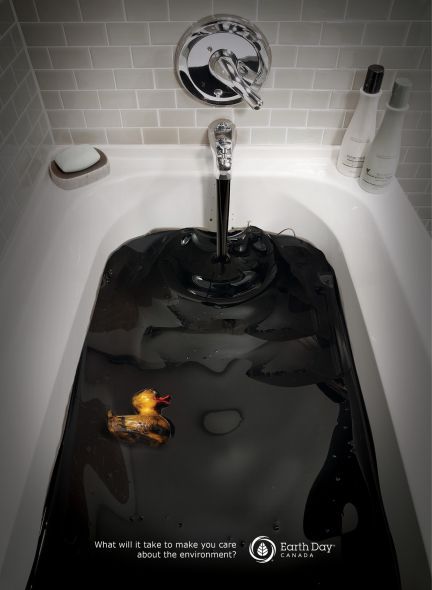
[12,0,432,232]
[0,0,52,257]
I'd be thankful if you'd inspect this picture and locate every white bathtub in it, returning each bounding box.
[0,146,429,589]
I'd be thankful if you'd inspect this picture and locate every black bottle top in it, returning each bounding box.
[363,64,384,94]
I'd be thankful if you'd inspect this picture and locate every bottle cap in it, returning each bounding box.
[389,77,412,109]
[363,64,384,94]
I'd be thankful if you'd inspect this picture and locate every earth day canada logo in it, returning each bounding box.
[249,536,276,564]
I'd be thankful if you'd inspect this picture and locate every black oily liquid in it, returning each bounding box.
[27,227,400,589]
[216,178,230,261]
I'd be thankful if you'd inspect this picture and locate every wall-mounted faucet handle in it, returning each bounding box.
[209,50,263,110]
[208,119,237,180]
[175,15,271,108]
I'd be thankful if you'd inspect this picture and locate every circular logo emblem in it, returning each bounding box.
[249,536,276,564]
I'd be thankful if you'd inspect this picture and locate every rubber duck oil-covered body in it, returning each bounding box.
[107,389,172,446]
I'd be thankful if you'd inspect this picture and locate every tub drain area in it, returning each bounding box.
[27,227,400,589]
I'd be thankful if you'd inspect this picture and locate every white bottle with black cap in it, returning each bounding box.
[359,78,412,193]
[337,64,384,177]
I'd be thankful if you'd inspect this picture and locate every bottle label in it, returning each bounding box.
[360,166,393,188]
[343,154,365,169]
[338,134,371,174]
[349,136,370,144]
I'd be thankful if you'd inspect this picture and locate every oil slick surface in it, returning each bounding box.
[27,228,400,589]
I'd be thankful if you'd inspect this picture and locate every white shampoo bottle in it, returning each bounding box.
[359,78,412,193]
[337,64,384,177]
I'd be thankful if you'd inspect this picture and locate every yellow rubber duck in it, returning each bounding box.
[107,389,172,446]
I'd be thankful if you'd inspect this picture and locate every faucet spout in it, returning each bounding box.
[208,119,236,180]
[208,119,236,262]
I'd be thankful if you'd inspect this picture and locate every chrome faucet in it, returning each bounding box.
[175,16,271,111]
[208,119,236,180]
[208,119,236,261]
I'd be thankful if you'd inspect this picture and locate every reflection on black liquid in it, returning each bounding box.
[27,227,400,589]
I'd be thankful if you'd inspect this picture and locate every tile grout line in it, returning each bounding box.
[275,21,280,44]
[120,0,126,22]
[359,22,367,45]
[31,0,39,22]
[318,22,324,45]
[416,47,427,69]
[403,21,412,46]
[343,0,349,20]
[60,22,68,46]
[7,7,55,145]
[76,0,83,22]
[377,46,384,63]
[387,0,397,20]
[1,73,39,149]
[0,19,16,43]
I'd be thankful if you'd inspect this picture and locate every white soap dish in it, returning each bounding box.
[49,148,109,190]
[55,144,101,172]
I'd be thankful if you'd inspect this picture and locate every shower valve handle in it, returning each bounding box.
[209,50,263,111]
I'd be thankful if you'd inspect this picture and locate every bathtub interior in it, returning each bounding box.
[0,151,429,590]
[26,225,400,588]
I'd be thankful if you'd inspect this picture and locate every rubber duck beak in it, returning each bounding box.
[156,394,171,406]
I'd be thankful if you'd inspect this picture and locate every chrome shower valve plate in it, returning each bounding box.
[175,14,271,106]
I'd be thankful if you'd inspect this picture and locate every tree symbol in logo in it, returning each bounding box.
[249,536,276,564]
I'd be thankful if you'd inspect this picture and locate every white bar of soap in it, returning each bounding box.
[54,145,101,173]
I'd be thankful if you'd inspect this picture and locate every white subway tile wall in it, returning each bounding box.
[0,0,52,258]
[8,0,432,232]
